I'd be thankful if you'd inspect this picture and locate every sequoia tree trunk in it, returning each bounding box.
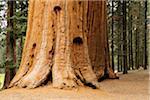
[9,0,118,89]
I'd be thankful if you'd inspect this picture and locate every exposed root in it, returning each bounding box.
[74,69,100,89]
[107,67,119,79]
[98,68,119,82]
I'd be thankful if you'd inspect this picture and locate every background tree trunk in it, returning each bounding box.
[111,0,114,71]
[144,0,147,70]
[9,0,118,89]
[122,1,128,74]
[4,0,16,88]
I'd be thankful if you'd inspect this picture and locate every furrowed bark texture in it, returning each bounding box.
[9,0,117,89]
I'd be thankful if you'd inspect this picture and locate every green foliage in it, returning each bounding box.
[0,0,28,71]
[0,1,6,69]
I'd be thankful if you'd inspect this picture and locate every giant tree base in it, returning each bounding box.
[9,0,118,89]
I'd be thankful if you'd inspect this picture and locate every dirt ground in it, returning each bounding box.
[0,69,149,100]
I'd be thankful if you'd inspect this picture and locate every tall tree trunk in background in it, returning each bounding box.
[12,1,16,80]
[4,1,15,88]
[135,28,139,69]
[135,2,140,69]
[9,0,118,89]
[111,0,114,71]
[144,0,147,70]
[127,1,130,70]
[140,3,145,68]
[148,0,150,67]
[128,2,133,70]
[130,15,134,70]
[116,1,121,72]
[128,12,131,70]
[120,1,123,72]
[122,1,128,74]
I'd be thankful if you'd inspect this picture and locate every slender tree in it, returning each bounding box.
[12,0,16,79]
[122,1,128,74]
[4,0,16,88]
[144,0,148,69]
[130,15,134,70]
[111,0,114,71]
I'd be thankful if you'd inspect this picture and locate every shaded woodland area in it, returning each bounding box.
[0,0,149,90]
[107,0,149,73]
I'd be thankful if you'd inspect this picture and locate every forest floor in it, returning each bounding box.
[0,69,149,100]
